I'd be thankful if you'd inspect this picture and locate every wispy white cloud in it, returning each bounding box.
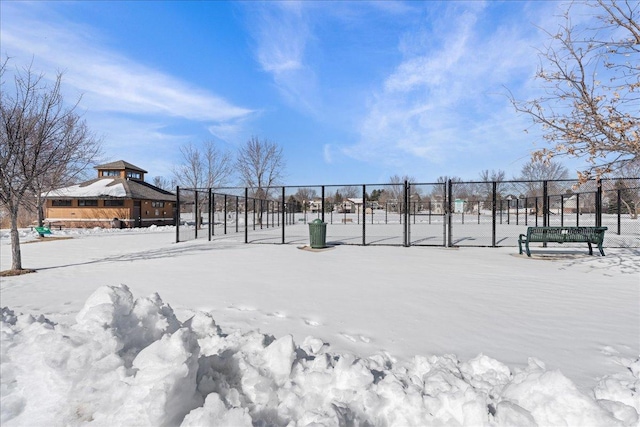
[254,3,307,74]
[342,2,562,178]
[0,1,257,179]
[245,2,320,115]
[323,144,333,164]
[1,2,253,124]
[207,116,253,145]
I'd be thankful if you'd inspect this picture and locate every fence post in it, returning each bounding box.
[404,180,410,247]
[543,181,548,228]
[282,187,286,244]
[194,190,199,240]
[321,186,325,223]
[596,178,602,227]
[175,186,180,243]
[617,189,621,235]
[224,194,228,234]
[448,179,453,247]
[491,181,497,247]
[208,189,212,241]
[362,185,367,246]
[244,188,248,243]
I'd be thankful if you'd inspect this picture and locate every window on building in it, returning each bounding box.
[126,171,141,179]
[151,201,164,208]
[102,170,119,177]
[51,199,72,206]
[78,199,98,207]
[104,200,124,207]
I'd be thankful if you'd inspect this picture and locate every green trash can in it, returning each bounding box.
[309,218,327,249]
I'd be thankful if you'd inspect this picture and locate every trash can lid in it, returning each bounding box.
[311,219,324,224]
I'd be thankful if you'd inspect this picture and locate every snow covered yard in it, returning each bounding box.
[1,226,639,426]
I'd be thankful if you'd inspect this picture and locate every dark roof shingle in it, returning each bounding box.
[95,160,148,173]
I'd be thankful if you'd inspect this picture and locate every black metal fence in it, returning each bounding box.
[175,178,639,248]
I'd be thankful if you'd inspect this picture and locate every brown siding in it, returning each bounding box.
[139,200,173,224]
[44,198,173,228]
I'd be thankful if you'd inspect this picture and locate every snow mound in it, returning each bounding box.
[1,286,638,426]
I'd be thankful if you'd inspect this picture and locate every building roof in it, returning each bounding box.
[94,160,148,173]
[44,178,176,202]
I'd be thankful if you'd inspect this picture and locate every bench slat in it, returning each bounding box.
[518,226,607,257]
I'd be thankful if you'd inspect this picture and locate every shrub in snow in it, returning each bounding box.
[1,285,638,426]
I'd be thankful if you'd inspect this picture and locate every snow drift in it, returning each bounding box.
[1,285,638,426]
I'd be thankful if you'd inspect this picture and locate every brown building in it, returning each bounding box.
[43,160,176,228]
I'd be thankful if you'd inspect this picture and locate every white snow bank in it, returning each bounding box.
[0,224,172,243]
[43,179,126,198]
[2,285,638,426]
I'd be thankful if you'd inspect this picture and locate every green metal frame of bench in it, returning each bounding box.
[518,226,607,257]
[34,226,52,237]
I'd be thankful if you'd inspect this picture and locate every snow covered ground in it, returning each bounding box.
[1,226,639,426]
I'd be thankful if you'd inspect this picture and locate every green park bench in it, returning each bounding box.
[34,226,52,237]
[518,226,607,257]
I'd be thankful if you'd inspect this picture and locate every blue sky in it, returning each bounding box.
[1,1,590,185]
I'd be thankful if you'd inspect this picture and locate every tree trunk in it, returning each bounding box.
[621,198,638,219]
[37,194,45,227]
[10,204,22,271]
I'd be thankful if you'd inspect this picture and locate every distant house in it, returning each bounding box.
[336,198,364,214]
[429,195,445,215]
[563,194,596,214]
[43,160,176,228]
[308,199,323,213]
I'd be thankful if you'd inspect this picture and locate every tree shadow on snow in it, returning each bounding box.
[35,242,249,271]
[547,247,640,275]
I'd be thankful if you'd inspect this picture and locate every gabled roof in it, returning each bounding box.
[44,178,175,202]
[94,160,148,173]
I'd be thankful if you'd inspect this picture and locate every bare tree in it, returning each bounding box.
[479,169,504,181]
[236,136,285,224]
[516,159,569,214]
[519,159,569,183]
[511,0,639,181]
[1,60,101,272]
[477,169,507,206]
[609,159,640,218]
[382,174,416,213]
[173,140,232,228]
[152,176,175,191]
[174,140,232,189]
[340,186,360,199]
[431,176,463,197]
[236,136,285,199]
[294,187,318,211]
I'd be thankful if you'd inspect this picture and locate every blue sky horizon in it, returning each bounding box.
[2,1,593,186]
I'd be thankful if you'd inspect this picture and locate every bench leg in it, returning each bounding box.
[587,242,593,255]
[525,242,531,257]
[598,244,605,256]
[518,239,523,255]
